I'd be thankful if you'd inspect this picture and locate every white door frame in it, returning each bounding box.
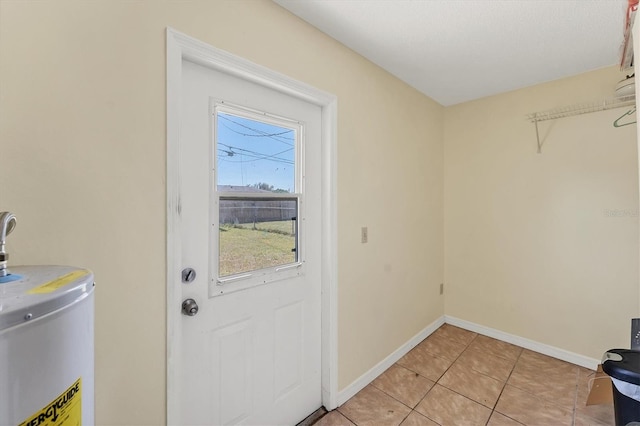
[165,28,338,424]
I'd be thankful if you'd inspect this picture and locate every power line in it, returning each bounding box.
[218,114,295,146]
[218,154,293,165]
[218,142,294,165]
[219,121,292,138]
[218,142,293,161]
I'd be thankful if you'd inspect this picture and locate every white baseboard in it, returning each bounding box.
[444,315,600,370]
[336,315,445,406]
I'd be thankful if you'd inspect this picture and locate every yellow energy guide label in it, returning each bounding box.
[28,270,90,295]
[19,378,81,426]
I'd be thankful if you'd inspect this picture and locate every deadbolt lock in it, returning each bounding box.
[182,298,199,316]
[182,268,196,283]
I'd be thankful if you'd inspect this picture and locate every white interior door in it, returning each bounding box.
[177,58,322,425]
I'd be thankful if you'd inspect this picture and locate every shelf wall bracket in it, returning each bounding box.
[534,118,541,154]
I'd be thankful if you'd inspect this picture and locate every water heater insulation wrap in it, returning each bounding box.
[0,265,95,426]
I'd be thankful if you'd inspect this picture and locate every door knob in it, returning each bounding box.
[182,298,199,316]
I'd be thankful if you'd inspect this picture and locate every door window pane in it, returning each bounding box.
[217,112,295,193]
[219,198,298,277]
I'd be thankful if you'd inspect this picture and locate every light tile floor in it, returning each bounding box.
[314,324,614,426]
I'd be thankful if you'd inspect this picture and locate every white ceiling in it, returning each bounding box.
[274,0,629,106]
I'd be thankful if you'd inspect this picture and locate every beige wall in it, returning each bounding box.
[0,1,444,424]
[444,66,639,360]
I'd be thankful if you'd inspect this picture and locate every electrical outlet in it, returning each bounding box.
[361,227,368,243]
[440,283,444,295]
[632,318,640,350]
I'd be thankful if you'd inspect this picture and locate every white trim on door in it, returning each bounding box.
[166,27,338,424]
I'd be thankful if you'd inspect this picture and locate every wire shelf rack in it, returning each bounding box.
[527,94,636,123]
[527,94,636,153]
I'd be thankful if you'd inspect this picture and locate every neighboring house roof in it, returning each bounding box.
[217,185,272,193]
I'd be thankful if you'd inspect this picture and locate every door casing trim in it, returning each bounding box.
[166,27,338,423]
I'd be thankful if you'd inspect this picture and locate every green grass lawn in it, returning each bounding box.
[219,221,296,276]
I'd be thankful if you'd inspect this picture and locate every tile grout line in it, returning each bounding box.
[408,329,479,425]
[504,354,584,421]
[430,330,504,423]
[571,367,580,426]
[485,345,525,426]
[432,331,510,422]
[368,364,443,425]
[368,378,421,411]
[349,363,442,425]
[432,329,479,380]
[411,328,531,425]
[334,406,358,426]
[461,340,524,382]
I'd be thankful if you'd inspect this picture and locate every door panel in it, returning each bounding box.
[274,300,304,400]
[179,59,322,425]
[211,318,253,425]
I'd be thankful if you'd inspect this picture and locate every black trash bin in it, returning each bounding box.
[602,349,640,425]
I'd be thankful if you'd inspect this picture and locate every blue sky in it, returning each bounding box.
[216,112,296,192]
